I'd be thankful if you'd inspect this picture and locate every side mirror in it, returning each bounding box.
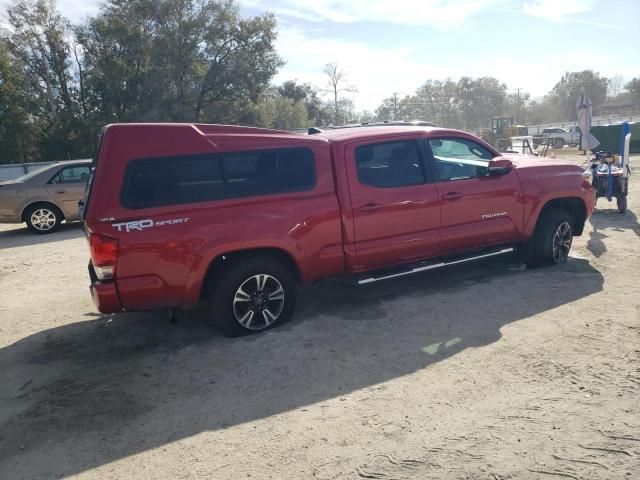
[488,157,513,176]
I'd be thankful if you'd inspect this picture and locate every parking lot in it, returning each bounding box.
[0,156,639,479]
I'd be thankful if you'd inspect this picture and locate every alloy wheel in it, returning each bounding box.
[552,221,572,263]
[30,208,57,231]
[232,274,285,330]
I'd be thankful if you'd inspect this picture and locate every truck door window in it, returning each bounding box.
[355,140,425,188]
[428,138,495,181]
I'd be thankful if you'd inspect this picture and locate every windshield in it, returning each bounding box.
[9,165,51,183]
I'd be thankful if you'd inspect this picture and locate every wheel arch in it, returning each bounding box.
[535,197,587,236]
[21,200,65,222]
[199,247,303,301]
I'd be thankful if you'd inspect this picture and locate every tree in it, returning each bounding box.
[549,70,608,121]
[0,37,37,163]
[375,95,401,121]
[505,90,530,124]
[77,0,283,124]
[456,77,506,129]
[277,80,332,126]
[77,0,170,123]
[8,0,75,115]
[625,77,640,104]
[526,97,562,125]
[379,77,506,129]
[252,87,309,130]
[336,97,356,123]
[357,110,376,123]
[0,0,286,163]
[277,80,310,104]
[322,62,356,125]
[6,0,89,160]
[608,74,625,98]
[192,3,283,122]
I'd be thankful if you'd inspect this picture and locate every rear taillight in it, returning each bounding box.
[89,233,118,281]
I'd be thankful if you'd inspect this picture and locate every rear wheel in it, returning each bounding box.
[521,209,573,267]
[25,203,62,234]
[553,138,565,149]
[617,195,627,214]
[209,257,296,337]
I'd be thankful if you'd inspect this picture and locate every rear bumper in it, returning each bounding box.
[88,262,123,313]
[90,283,123,313]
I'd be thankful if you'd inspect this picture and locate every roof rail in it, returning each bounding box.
[307,120,436,135]
[194,123,293,136]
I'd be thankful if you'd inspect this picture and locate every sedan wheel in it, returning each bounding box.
[25,204,62,234]
[31,209,57,231]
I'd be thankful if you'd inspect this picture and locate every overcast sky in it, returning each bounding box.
[2,0,639,111]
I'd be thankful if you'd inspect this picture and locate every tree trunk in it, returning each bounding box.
[73,45,87,119]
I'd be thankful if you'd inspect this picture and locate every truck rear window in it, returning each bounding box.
[120,148,316,209]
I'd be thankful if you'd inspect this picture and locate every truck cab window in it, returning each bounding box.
[355,141,425,188]
[428,138,495,181]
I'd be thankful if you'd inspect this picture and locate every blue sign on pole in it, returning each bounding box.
[620,122,630,169]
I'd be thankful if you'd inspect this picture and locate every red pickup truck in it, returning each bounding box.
[83,123,596,336]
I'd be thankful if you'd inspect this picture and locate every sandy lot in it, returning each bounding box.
[0,154,639,479]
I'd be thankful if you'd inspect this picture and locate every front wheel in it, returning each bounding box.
[209,257,296,337]
[522,209,573,267]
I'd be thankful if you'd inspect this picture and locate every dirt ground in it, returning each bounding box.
[1,153,639,480]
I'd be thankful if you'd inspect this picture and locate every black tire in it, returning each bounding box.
[617,196,627,214]
[554,138,565,149]
[209,257,296,337]
[522,209,573,268]
[24,203,62,234]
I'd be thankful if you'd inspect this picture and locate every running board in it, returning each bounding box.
[354,247,515,285]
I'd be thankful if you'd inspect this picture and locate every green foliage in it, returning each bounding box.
[277,79,333,126]
[548,70,608,121]
[0,38,37,163]
[252,88,309,130]
[0,0,282,163]
[526,97,563,125]
[626,77,640,103]
[77,0,283,123]
[374,70,618,128]
[0,1,634,163]
[376,77,507,130]
[3,0,91,161]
